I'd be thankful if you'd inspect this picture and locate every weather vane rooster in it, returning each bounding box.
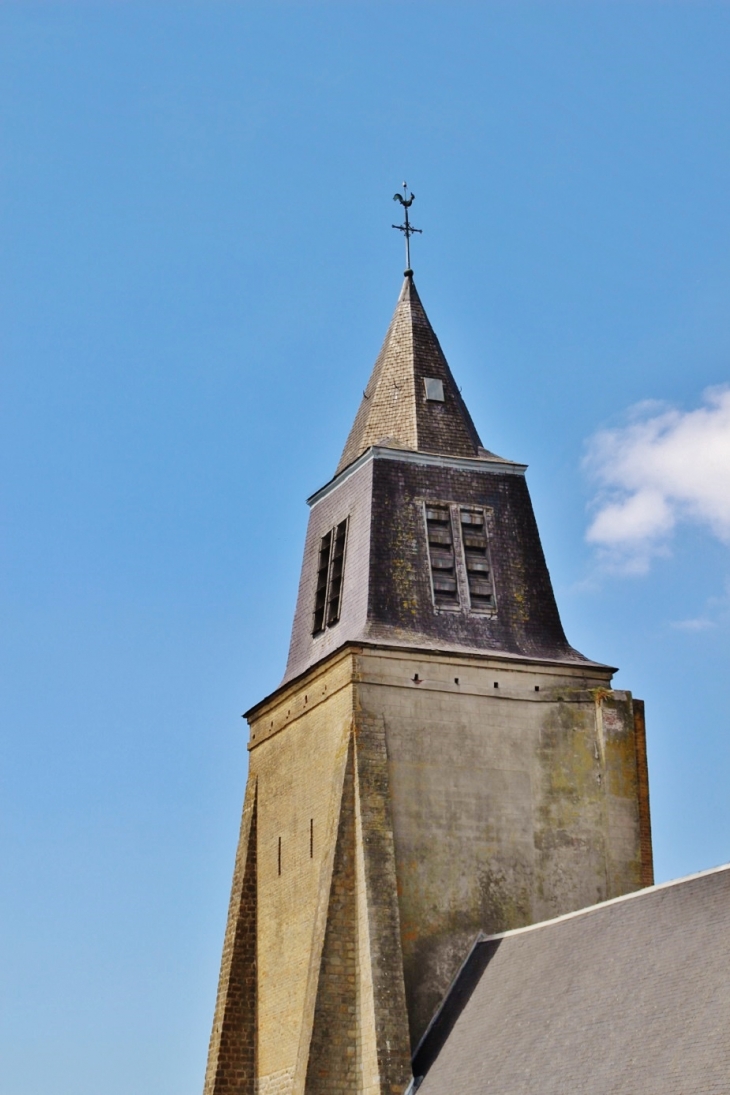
[392,182,422,273]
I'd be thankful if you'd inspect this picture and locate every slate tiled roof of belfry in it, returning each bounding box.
[413,863,730,1095]
[282,275,597,684]
[336,274,483,473]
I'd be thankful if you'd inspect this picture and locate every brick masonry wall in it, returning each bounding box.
[305,738,360,1093]
[204,781,258,1095]
[353,753,381,1095]
[352,716,412,1094]
[251,663,354,1092]
[301,728,411,1095]
[256,1068,296,1095]
[207,651,413,1094]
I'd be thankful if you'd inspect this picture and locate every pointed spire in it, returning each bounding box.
[336,275,482,475]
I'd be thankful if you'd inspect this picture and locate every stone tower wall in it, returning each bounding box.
[351,647,649,1046]
[204,644,651,1089]
[204,649,413,1095]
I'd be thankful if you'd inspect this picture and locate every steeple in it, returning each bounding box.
[337,275,483,473]
[281,273,592,686]
[203,241,652,1095]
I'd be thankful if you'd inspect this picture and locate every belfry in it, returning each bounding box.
[203,217,653,1095]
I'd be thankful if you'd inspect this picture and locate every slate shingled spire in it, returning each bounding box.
[283,274,595,684]
[337,275,482,473]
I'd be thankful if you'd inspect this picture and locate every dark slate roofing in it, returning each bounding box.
[336,275,484,474]
[414,864,730,1095]
[282,451,595,685]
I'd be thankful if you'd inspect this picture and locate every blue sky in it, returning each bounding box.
[2,4,730,1093]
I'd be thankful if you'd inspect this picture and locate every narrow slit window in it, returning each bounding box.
[278,836,282,877]
[460,507,495,611]
[312,518,349,635]
[326,520,347,626]
[312,530,332,635]
[310,818,314,859]
[425,505,460,608]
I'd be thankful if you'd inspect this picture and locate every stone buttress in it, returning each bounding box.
[203,274,653,1095]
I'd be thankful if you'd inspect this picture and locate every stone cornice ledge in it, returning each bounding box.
[308,445,528,507]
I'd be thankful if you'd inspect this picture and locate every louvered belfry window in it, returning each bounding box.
[425,505,460,608]
[424,502,496,614]
[312,518,349,635]
[460,507,495,610]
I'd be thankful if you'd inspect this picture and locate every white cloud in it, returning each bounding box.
[585,386,730,573]
[671,616,716,632]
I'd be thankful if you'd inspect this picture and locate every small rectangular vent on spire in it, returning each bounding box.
[460,507,495,611]
[425,505,460,609]
[424,377,445,402]
[312,518,349,635]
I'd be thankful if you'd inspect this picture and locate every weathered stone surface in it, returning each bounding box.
[305,736,362,1094]
[204,651,413,1095]
[303,734,408,1095]
[254,656,355,1094]
[351,647,645,1047]
[210,644,649,1085]
[633,698,654,886]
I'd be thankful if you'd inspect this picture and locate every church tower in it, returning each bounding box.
[203,268,653,1095]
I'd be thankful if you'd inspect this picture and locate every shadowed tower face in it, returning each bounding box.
[203,273,653,1095]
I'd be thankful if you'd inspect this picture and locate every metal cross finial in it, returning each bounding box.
[392,182,422,275]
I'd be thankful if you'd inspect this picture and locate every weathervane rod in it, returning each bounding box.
[392,182,422,275]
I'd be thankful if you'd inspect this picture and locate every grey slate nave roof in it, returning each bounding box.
[414,863,730,1095]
